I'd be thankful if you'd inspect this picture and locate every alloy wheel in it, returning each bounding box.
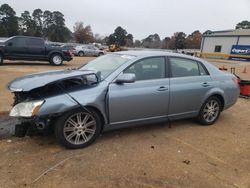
[63,112,96,145]
[203,99,220,123]
[53,55,62,65]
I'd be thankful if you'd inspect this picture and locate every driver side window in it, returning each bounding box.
[8,38,27,47]
[124,57,166,81]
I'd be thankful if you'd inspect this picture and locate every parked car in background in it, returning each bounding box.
[74,44,105,57]
[8,51,239,149]
[92,43,104,50]
[0,36,73,66]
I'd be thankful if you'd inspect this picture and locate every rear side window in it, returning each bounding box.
[26,38,43,46]
[88,46,96,50]
[170,57,208,77]
[124,57,166,81]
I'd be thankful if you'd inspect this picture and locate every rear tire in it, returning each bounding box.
[78,51,84,57]
[50,54,63,66]
[55,108,102,149]
[197,96,222,125]
[0,53,3,65]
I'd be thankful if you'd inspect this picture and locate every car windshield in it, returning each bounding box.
[79,54,135,80]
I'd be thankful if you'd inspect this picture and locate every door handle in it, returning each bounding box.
[202,82,210,87]
[157,86,168,91]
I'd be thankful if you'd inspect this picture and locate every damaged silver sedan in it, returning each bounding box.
[8,51,239,149]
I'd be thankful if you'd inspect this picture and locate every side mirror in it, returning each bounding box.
[115,73,136,84]
[7,42,13,46]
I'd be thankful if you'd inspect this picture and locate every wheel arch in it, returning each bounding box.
[55,105,107,132]
[201,93,225,111]
[78,51,84,55]
[201,88,226,110]
[84,105,106,132]
[210,94,225,110]
[50,105,106,133]
[48,51,63,59]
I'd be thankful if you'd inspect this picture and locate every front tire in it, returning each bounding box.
[55,108,102,149]
[197,97,222,125]
[98,52,104,56]
[50,54,63,66]
[78,51,84,57]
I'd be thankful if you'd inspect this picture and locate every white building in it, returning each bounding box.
[201,29,250,54]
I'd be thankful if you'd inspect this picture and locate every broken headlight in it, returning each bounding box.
[9,100,45,117]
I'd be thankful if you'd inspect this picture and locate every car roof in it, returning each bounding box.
[8,35,43,40]
[115,50,172,56]
[115,50,204,62]
[76,44,94,47]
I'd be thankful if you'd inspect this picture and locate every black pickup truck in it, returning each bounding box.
[0,36,73,66]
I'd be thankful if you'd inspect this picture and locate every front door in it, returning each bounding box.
[108,56,170,124]
[83,46,92,56]
[5,37,28,59]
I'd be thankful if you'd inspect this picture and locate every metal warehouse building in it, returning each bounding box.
[201,29,250,55]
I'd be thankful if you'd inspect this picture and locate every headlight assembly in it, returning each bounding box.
[9,100,45,117]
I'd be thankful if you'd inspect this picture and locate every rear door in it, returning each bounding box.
[87,46,96,56]
[108,56,170,123]
[168,57,212,119]
[26,38,45,59]
[83,46,91,56]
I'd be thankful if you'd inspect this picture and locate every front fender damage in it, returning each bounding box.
[10,73,108,137]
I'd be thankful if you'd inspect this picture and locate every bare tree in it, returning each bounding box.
[74,21,94,44]
[185,30,202,49]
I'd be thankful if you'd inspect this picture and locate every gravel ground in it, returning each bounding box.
[0,115,17,139]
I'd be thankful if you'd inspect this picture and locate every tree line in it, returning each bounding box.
[103,27,202,49]
[0,4,71,42]
[1,3,249,49]
[104,19,250,49]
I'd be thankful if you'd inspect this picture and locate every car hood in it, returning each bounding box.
[7,69,95,92]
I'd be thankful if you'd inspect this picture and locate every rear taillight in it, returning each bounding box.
[63,50,72,56]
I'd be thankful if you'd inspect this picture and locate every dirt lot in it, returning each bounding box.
[0,56,250,187]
